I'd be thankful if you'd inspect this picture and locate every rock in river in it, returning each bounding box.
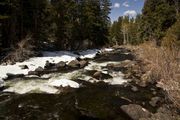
[56,61,66,69]
[93,71,112,80]
[6,73,24,80]
[35,66,44,72]
[44,60,55,69]
[79,60,88,68]
[19,65,29,69]
[68,60,80,68]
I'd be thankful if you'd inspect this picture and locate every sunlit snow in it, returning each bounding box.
[48,79,80,88]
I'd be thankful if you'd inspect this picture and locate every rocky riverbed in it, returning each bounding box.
[0,48,179,120]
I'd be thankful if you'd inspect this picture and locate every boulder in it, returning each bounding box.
[29,66,44,75]
[149,97,161,107]
[28,71,38,76]
[68,60,80,68]
[76,57,82,61]
[120,104,151,120]
[19,65,29,69]
[106,63,127,72]
[140,106,178,120]
[44,61,55,69]
[79,60,88,68]
[93,71,112,80]
[10,61,16,65]
[35,66,44,72]
[56,61,66,69]
[93,71,102,80]
[6,73,24,80]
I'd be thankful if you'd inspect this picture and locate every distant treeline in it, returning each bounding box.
[0,0,179,51]
[110,0,180,48]
[0,0,111,50]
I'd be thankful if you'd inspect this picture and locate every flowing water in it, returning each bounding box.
[0,48,164,120]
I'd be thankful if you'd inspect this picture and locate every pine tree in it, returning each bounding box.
[141,0,177,45]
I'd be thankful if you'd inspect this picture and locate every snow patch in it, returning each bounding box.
[107,77,127,85]
[48,79,80,88]
[84,61,120,71]
[103,48,114,52]
[79,49,100,59]
[0,49,101,80]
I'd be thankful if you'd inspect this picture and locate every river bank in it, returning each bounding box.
[0,47,179,120]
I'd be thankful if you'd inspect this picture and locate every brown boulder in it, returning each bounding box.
[56,61,66,69]
[93,71,102,80]
[149,97,161,107]
[120,104,151,120]
[35,66,44,72]
[79,60,88,68]
[93,71,112,80]
[68,60,80,68]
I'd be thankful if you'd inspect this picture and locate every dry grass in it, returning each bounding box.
[1,34,36,64]
[128,42,180,108]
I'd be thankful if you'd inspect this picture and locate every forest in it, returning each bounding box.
[0,0,111,51]
[0,0,180,119]
[0,0,179,52]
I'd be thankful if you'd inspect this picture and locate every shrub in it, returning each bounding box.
[1,34,39,64]
[162,19,180,50]
[134,42,180,108]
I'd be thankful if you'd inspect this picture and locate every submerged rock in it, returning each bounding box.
[120,104,151,120]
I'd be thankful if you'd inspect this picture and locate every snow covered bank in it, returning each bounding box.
[0,49,101,80]
[0,48,130,94]
[103,48,114,52]
[79,49,100,59]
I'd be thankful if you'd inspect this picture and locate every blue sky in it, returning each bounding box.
[110,0,145,22]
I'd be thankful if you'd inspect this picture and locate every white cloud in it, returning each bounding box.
[112,3,120,8]
[123,10,137,18]
[122,2,130,7]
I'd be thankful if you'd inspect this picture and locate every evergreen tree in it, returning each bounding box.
[141,0,177,45]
